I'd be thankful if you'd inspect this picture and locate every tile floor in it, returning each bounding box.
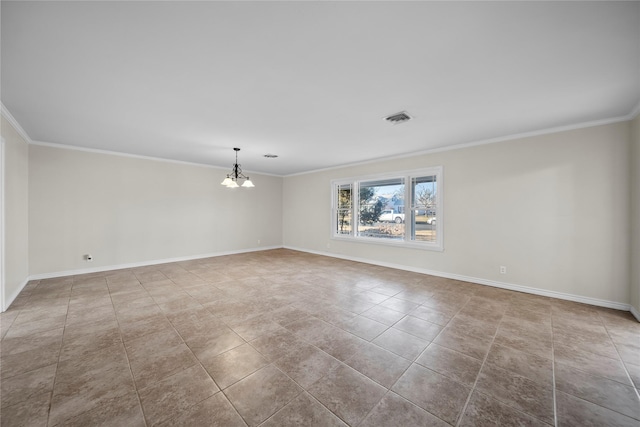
[1,249,639,426]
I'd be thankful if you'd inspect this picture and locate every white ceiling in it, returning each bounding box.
[2,1,639,176]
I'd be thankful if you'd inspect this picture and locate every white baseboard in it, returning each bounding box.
[28,246,283,281]
[3,277,29,312]
[12,245,637,318]
[284,246,632,312]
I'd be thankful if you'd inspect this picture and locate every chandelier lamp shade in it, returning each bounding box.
[221,148,255,188]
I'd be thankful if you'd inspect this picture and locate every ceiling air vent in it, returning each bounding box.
[384,111,412,124]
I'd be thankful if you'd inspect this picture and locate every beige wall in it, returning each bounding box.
[631,115,640,317]
[2,116,30,309]
[2,112,637,312]
[284,122,632,306]
[28,145,283,275]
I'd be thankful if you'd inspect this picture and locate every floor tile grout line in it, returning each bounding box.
[24,277,117,424]
[454,297,512,427]
[107,277,149,427]
[550,311,558,427]
[0,334,64,381]
[404,291,471,359]
[551,305,640,423]
[43,280,72,427]
[216,389,250,427]
[0,308,20,340]
[369,291,473,426]
[306,360,384,427]
[464,300,560,426]
[348,386,381,427]
[254,378,342,427]
[182,270,306,426]
[161,275,251,427]
[553,308,640,421]
[0,281,57,424]
[125,273,242,427]
[596,311,640,403]
[354,389,452,427]
[551,310,640,390]
[551,338,639,388]
[240,312,390,426]
[344,287,463,348]
[293,298,434,360]
[114,273,216,419]
[218,361,303,427]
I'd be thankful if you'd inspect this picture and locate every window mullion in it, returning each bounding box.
[353,180,359,237]
[405,175,411,242]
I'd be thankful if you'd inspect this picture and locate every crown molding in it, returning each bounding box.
[1,103,280,176]
[4,100,639,178]
[0,103,33,144]
[30,140,282,177]
[626,100,640,120]
[285,112,636,177]
[30,140,230,172]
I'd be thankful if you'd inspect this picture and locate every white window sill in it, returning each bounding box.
[331,235,443,252]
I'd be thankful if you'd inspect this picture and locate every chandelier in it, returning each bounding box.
[221,148,255,188]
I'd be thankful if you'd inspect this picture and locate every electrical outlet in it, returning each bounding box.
[500,266,507,274]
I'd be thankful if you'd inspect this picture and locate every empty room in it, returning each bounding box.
[1,1,639,426]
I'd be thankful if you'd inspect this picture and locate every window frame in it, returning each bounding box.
[330,167,444,251]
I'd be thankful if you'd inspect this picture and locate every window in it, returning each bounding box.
[358,178,404,240]
[336,183,352,236]
[331,167,443,251]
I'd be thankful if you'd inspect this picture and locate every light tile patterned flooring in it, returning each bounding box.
[1,249,639,426]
